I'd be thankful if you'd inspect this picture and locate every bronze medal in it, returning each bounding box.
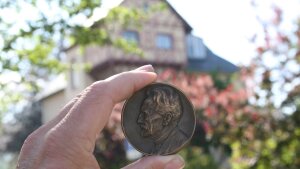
[122,83,196,155]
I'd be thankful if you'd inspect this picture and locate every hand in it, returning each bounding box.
[17,65,185,169]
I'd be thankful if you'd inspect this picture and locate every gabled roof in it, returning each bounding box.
[119,0,192,33]
[164,1,192,33]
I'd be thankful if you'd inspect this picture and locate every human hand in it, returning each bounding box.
[17,65,185,169]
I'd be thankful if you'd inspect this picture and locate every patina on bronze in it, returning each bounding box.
[122,83,195,155]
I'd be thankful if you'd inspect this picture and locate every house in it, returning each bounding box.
[40,0,238,126]
[33,0,239,163]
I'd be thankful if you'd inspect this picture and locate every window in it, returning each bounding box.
[156,34,172,49]
[143,2,149,12]
[122,30,139,44]
[187,35,206,59]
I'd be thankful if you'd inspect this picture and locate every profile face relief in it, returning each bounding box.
[137,99,164,137]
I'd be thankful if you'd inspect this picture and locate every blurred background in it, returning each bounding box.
[0,0,299,168]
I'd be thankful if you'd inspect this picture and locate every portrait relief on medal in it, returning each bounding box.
[137,86,189,154]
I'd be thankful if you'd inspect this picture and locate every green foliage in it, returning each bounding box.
[0,0,152,116]
[227,2,300,168]
[71,27,110,46]
[179,146,218,169]
[210,72,232,90]
[107,6,146,28]
[0,1,166,168]
[113,38,144,56]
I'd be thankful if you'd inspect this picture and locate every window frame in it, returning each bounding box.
[122,30,140,45]
[155,33,173,50]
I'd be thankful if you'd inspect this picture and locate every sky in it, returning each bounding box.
[168,0,259,65]
[101,0,300,66]
[169,0,300,66]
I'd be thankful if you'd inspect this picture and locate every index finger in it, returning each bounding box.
[55,65,157,148]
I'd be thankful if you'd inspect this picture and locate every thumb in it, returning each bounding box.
[122,155,185,169]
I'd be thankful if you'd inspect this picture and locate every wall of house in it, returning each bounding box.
[41,90,67,123]
[66,47,95,100]
[41,46,90,123]
[84,0,187,69]
[91,64,170,81]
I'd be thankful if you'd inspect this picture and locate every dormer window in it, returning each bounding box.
[156,33,173,49]
[122,30,139,44]
[187,35,206,59]
[143,2,149,12]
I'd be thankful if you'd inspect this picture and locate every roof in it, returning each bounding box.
[90,57,183,79]
[164,0,192,33]
[108,0,192,33]
[186,47,239,73]
[35,74,66,101]
[186,34,239,73]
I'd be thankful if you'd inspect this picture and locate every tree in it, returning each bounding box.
[157,68,255,169]
[0,1,165,168]
[245,1,300,168]
[0,0,148,116]
[155,2,300,169]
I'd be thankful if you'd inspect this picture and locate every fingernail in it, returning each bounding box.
[134,65,154,72]
[164,155,185,169]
